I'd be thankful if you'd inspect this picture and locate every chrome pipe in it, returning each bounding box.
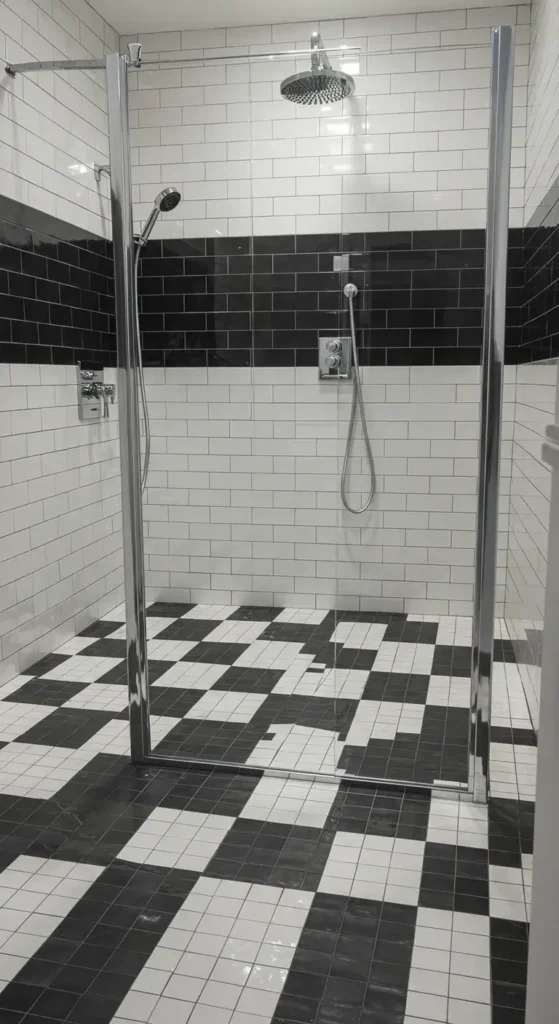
[470,25,514,804]
[6,41,520,80]
[310,32,332,72]
[106,52,150,763]
[121,42,499,67]
[136,44,359,66]
[5,46,359,77]
[5,57,105,75]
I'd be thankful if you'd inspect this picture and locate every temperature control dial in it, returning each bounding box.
[318,337,352,380]
[326,354,342,369]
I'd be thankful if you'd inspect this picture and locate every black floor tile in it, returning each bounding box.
[147,601,196,617]
[228,606,282,621]
[3,679,89,707]
[156,619,222,642]
[17,708,116,748]
[80,639,127,659]
[79,621,122,638]
[26,653,71,677]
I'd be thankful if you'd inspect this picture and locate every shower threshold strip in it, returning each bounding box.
[144,756,469,794]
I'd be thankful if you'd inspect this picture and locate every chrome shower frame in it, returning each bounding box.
[106,52,150,762]
[470,25,514,803]
[5,31,514,802]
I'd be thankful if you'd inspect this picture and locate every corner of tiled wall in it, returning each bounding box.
[0,363,123,684]
[0,0,118,237]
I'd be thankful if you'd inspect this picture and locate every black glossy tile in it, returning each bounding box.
[3,679,89,707]
[17,708,116,748]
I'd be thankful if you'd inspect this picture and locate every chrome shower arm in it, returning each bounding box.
[310,32,332,72]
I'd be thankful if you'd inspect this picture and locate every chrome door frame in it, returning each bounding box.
[106,52,150,762]
[107,31,515,802]
[470,24,514,803]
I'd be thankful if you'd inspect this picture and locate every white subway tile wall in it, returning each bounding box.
[505,360,559,728]
[122,5,530,239]
[0,364,123,684]
[142,364,514,616]
[0,0,118,236]
[525,0,559,222]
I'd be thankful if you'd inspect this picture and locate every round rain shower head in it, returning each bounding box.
[155,186,182,212]
[280,31,355,105]
[281,66,354,105]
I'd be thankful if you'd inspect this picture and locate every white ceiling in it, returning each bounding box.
[90,0,523,34]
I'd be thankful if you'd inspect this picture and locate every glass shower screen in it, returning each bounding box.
[116,27,516,801]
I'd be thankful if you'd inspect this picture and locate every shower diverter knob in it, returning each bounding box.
[326,339,342,352]
[326,354,342,369]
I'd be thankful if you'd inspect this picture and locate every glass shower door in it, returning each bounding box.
[140,45,347,781]
[328,35,502,789]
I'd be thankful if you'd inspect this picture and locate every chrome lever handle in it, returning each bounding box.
[103,383,115,417]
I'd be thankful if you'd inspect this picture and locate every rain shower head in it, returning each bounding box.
[137,187,182,246]
[280,31,355,105]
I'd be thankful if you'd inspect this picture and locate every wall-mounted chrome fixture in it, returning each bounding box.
[94,164,111,183]
[127,43,142,67]
[77,365,115,421]
[319,337,352,380]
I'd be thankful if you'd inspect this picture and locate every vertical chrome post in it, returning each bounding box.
[470,25,514,803]
[106,52,150,762]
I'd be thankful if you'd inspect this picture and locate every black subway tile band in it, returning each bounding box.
[0,196,114,367]
[0,191,540,367]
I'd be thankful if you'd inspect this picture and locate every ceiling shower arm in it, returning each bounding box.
[5,45,140,77]
[5,57,105,76]
[310,32,332,72]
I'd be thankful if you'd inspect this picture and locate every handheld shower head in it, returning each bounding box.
[137,186,181,246]
[281,31,355,105]
[156,187,182,213]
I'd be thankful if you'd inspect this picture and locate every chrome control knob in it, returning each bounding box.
[326,355,341,369]
[326,339,342,353]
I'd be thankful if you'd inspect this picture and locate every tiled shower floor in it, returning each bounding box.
[44,599,529,789]
[0,601,535,1023]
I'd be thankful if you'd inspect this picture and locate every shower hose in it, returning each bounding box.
[341,283,376,514]
[134,243,151,494]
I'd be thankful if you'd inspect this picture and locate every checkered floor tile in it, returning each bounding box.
[0,601,535,1024]
[4,603,529,790]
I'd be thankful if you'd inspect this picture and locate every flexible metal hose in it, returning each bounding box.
[134,244,151,494]
[340,283,376,514]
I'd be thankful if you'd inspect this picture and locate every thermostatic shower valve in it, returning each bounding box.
[77,363,116,421]
[319,336,352,380]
